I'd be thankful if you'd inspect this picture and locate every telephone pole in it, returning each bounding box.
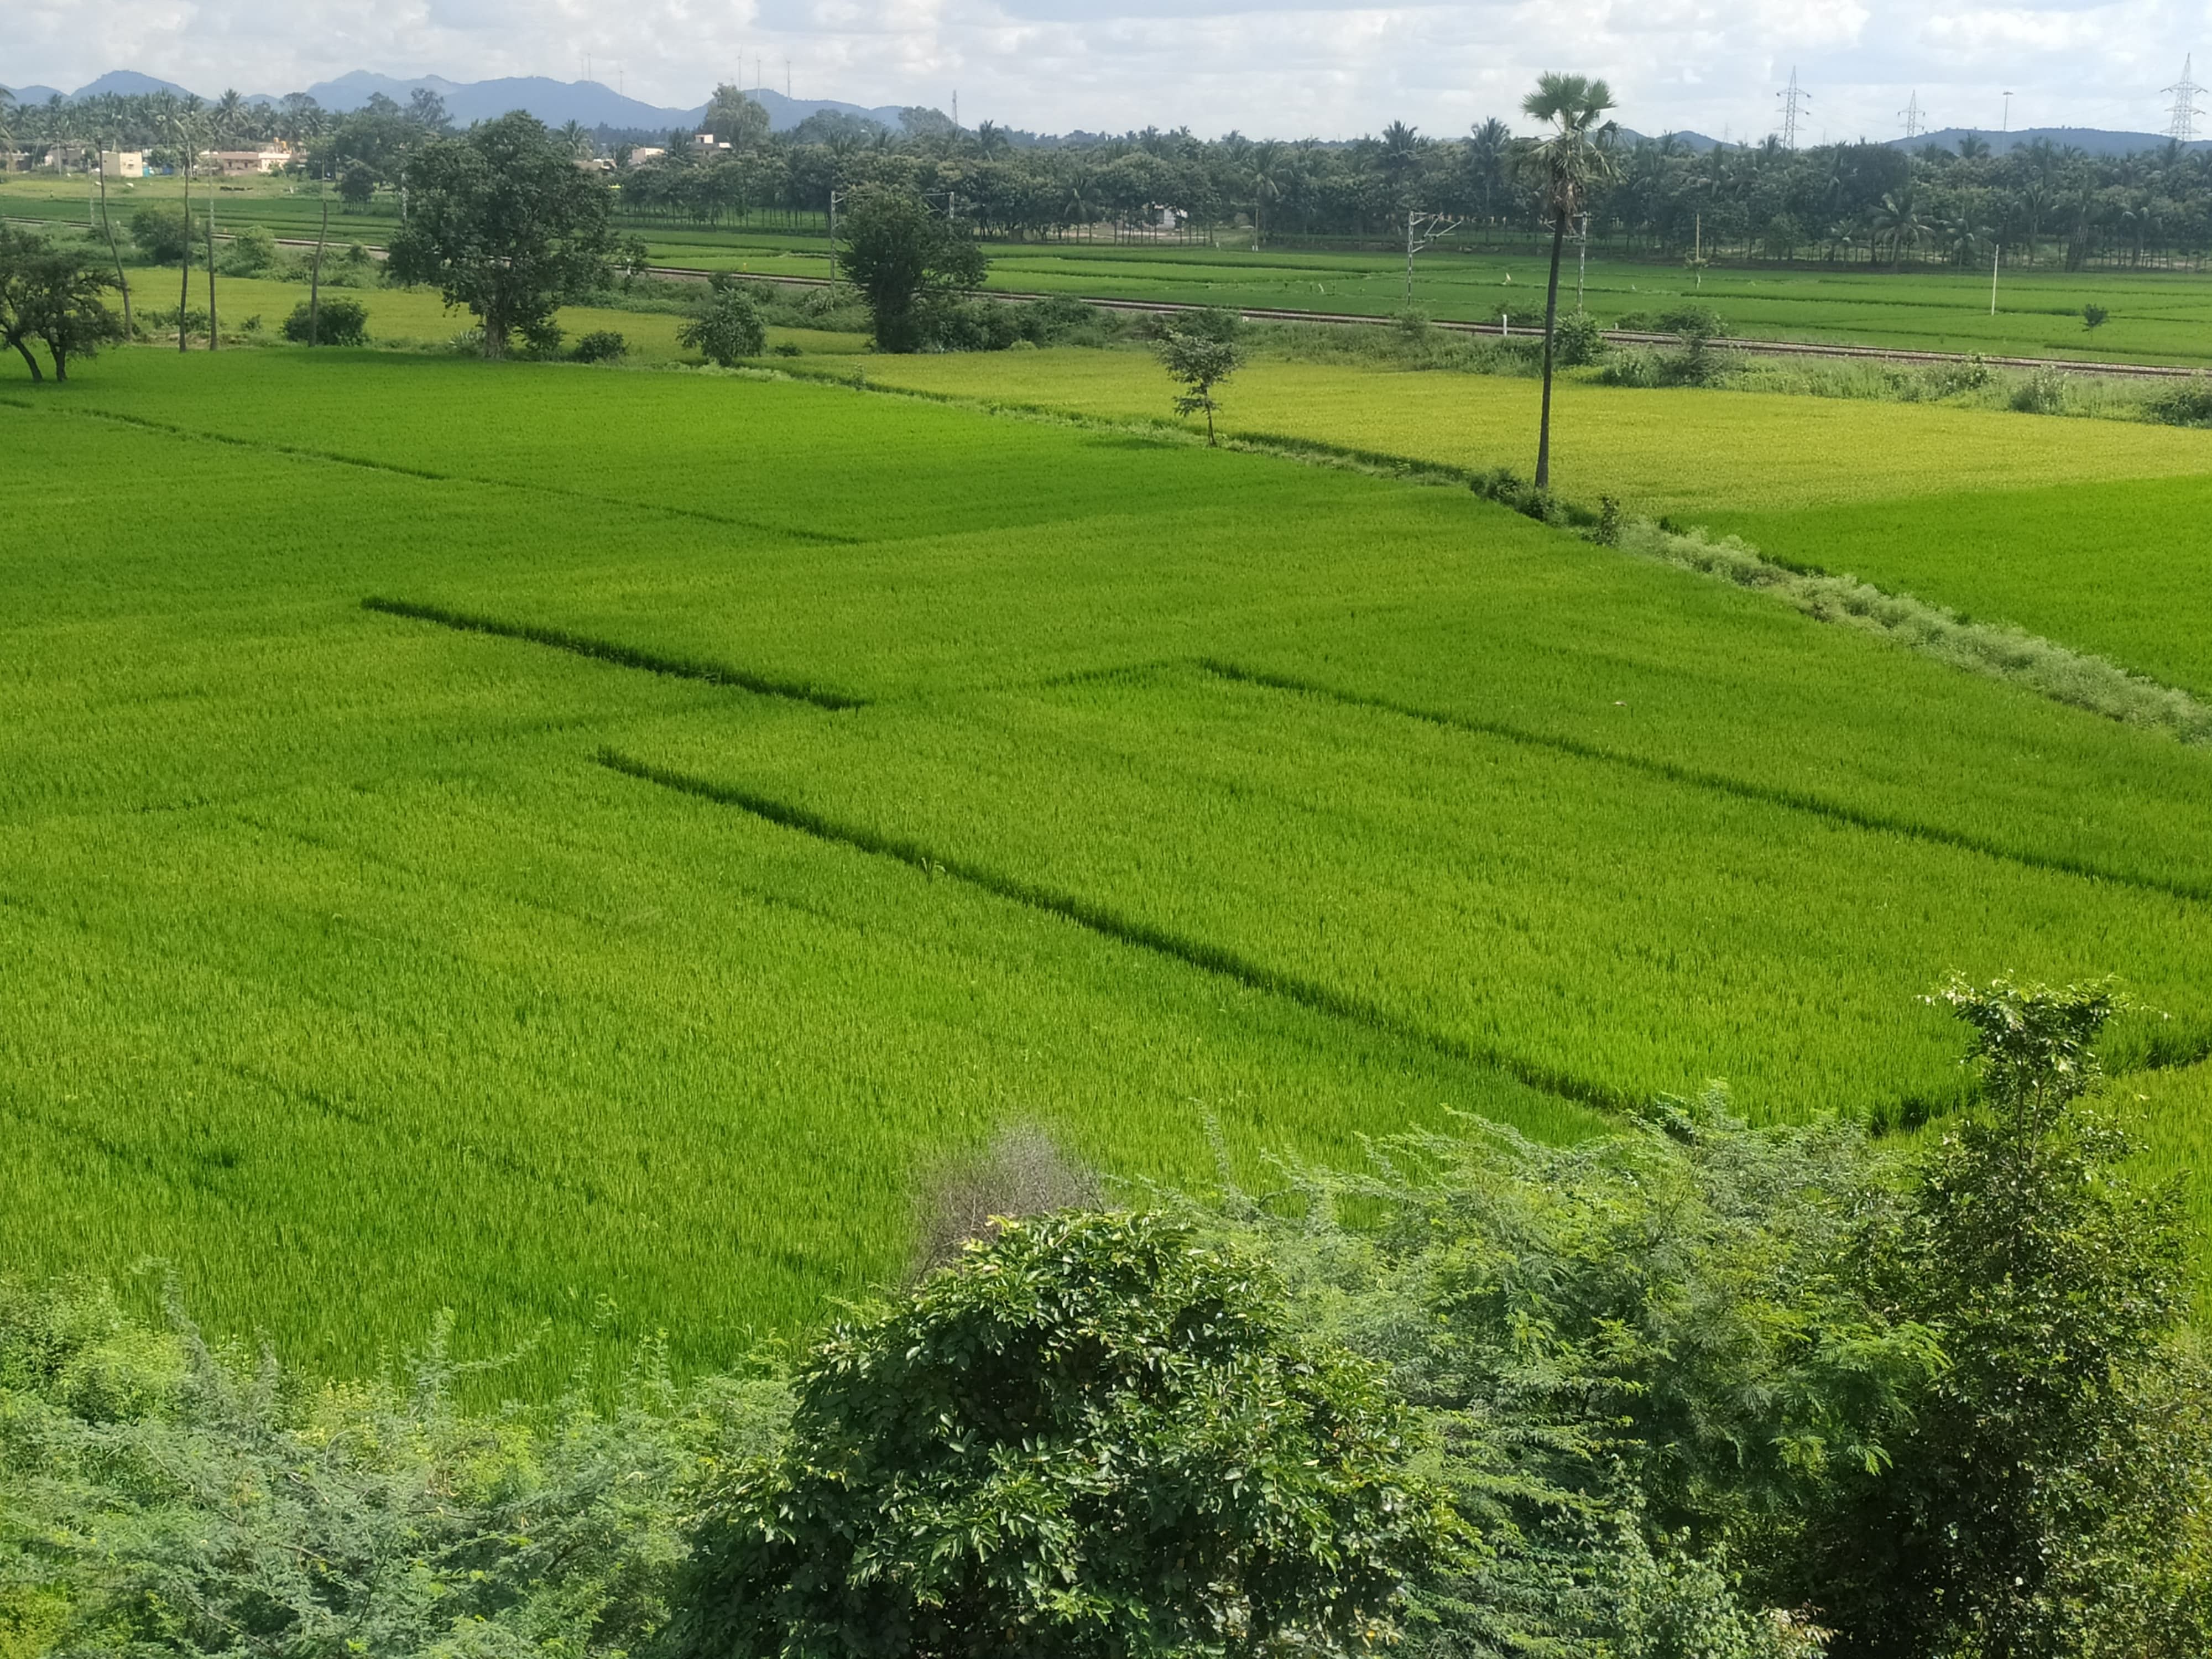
[1777,67,1809,149]
[2165,57,2204,142]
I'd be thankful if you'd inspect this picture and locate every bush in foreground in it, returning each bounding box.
[676,1209,1449,1658]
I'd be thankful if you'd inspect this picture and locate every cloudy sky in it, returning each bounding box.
[4,0,2205,142]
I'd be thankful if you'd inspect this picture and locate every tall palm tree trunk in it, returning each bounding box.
[178,135,192,352]
[95,142,132,336]
[1534,206,1567,491]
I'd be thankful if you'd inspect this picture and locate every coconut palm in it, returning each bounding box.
[1519,71,1615,491]
[1467,117,1511,222]
[1871,186,1932,268]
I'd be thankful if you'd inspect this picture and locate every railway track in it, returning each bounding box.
[16,215,2204,380]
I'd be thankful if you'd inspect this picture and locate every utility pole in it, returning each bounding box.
[2002,90,2013,132]
[1402,207,1463,305]
[827,186,843,284]
[2165,57,2204,142]
[1991,243,2001,313]
[1777,67,1809,150]
[1577,212,1589,311]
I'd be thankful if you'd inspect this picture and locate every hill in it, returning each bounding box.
[1895,124,2208,156]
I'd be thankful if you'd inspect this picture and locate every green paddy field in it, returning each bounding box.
[7,321,2212,1385]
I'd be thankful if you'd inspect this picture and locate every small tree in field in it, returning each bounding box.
[388,112,615,359]
[679,277,766,365]
[1154,309,1244,444]
[675,1210,1449,1659]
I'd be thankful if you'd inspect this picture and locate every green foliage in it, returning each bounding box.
[126,204,190,265]
[1155,321,1243,442]
[0,227,123,382]
[2146,377,2212,427]
[2011,366,2071,414]
[1801,978,2200,1658]
[676,1211,1448,1659]
[836,187,989,353]
[0,1279,790,1659]
[385,111,616,358]
[679,279,766,364]
[573,328,629,363]
[280,295,369,346]
[1552,308,1606,366]
[2083,301,2110,330]
[222,222,276,275]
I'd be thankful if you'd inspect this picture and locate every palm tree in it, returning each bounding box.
[1870,187,1931,268]
[557,119,593,159]
[0,86,15,175]
[1467,117,1511,222]
[1249,143,1285,247]
[1519,72,1615,491]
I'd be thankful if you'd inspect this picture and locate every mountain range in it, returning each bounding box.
[4,72,2205,155]
[1,69,914,135]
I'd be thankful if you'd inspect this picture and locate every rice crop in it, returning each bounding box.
[1705,475,2212,700]
[820,347,2212,517]
[601,667,2212,1125]
[9,345,2212,1385]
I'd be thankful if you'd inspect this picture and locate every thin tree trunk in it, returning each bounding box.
[179,138,192,351]
[205,197,219,351]
[1534,207,1566,492]
[11,337,43,382]
[95,143,133,336]
[309,189,328,345]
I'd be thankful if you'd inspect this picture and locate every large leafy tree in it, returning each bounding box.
[388,112,616,358]
[676,1210,1450,1658]
[0,228,123,382]
[1518,73,1615,491]
[836,185,987,352]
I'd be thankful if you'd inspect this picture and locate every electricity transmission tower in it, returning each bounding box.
[1778,67,1809,149]
[2166,57,2204,141]
[1900,91,1925,138]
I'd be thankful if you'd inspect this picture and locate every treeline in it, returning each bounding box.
[4,978,2207,1658]
[9,79,2212,268]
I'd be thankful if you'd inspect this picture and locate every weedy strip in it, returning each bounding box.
[1613,518,2212,746]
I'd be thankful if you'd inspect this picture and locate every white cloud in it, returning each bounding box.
[2,0,2201,140]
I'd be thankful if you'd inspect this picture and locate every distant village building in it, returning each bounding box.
[100,150,147,179]
[693,133,729,149]
[209,148,292,176]
[627,147,667,164]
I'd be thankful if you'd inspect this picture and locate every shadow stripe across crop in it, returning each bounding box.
[1198,659,2212,907]
[595,746,1630,1115]
[363,597,868,709]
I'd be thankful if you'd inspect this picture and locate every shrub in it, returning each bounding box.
[1552,308,1606,366]
[675,1211,1450,1659]
[928,296,1024,351]
[679,280,766,365]
[1658,304,1729,339]
[2084,302,2110,330]
[128,204,191,264]
[2011,367,2070,414]
[769,341,803,356]
[1019,292,1107,345]
[1599,346,1665,388]
[224,223,276,275]
[571,329,627,363]
[2147,376,2212,427]
[279,296,369,346]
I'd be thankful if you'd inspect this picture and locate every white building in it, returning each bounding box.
[100,150,147,179]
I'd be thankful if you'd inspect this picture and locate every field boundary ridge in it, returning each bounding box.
[363,597,869,709]
[1199,659,2212,905]
[595,745,1634,1115]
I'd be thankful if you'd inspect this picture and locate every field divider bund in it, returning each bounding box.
[0,395,858,545]
[1197,658,2212,906]
[363,597,867,709]
[594,745,1632,1115]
